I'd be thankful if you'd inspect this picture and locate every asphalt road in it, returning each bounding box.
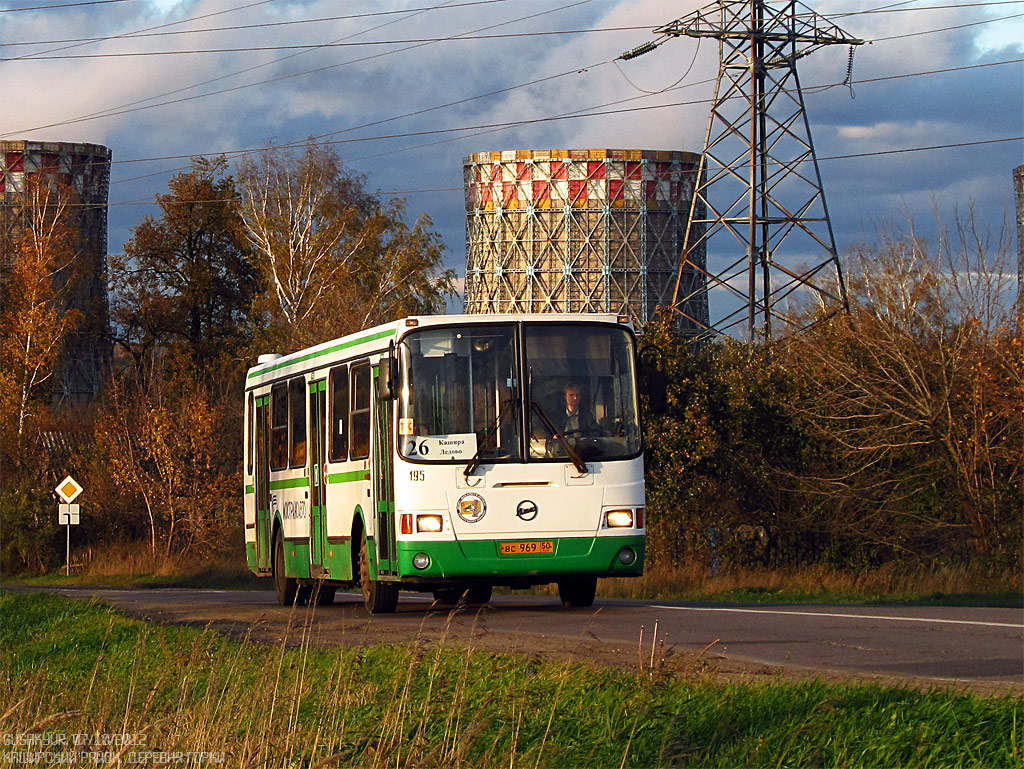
[12,586,1023,691]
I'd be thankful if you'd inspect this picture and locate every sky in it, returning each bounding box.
[1,0,1021,316]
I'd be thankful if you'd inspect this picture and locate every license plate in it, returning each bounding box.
[499,540,554,555]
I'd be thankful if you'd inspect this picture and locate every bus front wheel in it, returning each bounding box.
[558,577,597,608]
[273,532,298,606]
[359,531,398,614]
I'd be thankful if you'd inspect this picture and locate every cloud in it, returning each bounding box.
[0,0,1020,310]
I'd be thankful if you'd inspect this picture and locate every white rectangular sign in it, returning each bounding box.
[403,433,478,460]
[59,503,80,525]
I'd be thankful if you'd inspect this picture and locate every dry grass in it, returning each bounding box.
[73,539,187,577]
[18,539,258,589]
[600,561,1022,603]
[16,538,1023,605]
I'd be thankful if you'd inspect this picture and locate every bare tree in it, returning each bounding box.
[785,211,1022,559]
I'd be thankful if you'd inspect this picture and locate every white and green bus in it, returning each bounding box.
[243,313,648,613]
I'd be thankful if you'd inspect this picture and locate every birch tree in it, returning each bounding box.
[236,140,453,348]
[0,177,82,458]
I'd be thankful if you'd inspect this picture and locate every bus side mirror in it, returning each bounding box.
[639,345,668,415]
[646,370,668,415]
[377,341,401,400]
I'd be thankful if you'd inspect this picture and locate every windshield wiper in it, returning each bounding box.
[464,397,518,478]
[529,401,588,475]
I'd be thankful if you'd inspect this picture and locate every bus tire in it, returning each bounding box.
[273,532,298,606]
[557,576,597,608]
[465,584,492,604]
[360,530,398,614]
[432,588,462,605]
[312,584,336,606]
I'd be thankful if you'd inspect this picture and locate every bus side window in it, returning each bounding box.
[329,364,348,462]
[246,392,254,475]
[270,383,288,470]
[350,361,370,460]
[289,377,307,468]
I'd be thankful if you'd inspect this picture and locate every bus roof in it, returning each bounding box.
[245,313,633,383]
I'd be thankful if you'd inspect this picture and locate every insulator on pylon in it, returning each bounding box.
[619,41,659,61]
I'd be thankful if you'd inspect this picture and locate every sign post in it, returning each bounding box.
[55,475,84,576]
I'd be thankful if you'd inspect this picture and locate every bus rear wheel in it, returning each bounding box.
[557,577,597,608]
[273,532,298,606]
[359,530,398,614]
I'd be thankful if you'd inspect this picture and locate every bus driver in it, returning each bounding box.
[562,382,600,438]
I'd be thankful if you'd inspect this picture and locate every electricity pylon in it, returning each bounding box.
[623,0,862,340]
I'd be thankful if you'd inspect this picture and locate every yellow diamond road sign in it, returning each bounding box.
[55,475,83,504]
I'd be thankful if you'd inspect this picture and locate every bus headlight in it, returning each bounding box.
[413,553,431,570]
[605,509,634,528]
[416,514,443,533]
[617,547,637,565]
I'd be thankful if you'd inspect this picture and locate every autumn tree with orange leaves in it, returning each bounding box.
[0,176,83,465]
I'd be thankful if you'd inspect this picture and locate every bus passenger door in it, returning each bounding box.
[255,395,271,572]
[309,380,327,577]
[373,372,397,577]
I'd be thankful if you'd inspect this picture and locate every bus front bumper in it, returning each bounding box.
[394,535,644,581]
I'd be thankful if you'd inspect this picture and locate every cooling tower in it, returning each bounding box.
[463,149,708,329]
[1,141,112,403]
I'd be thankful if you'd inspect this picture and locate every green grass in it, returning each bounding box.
[1,592,1021,768]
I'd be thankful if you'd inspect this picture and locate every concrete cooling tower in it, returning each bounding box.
[1,140,112,403]
[463,149,708,329]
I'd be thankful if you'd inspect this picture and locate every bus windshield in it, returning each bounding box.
[398,323,640,463]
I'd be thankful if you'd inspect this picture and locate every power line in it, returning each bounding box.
[0,26,665,60]
[870,10,1024,40]
[830,0,1024,16]
[99,134,1023,207]
[0,0,584,136]
[101,56,1021,175]
[0,0,132,12]
[8,0,279,62]
[0,0,474,132]
[6,10,1016,186]
[2,0,1015,135]
[1,0,591,47]
[6,0,1021,47]
[820,135,1022,160]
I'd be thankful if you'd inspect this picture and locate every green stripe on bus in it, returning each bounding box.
[245,484,255,494]
[394,536,645,578]
[326,470,368,484]
[269,477,310,490]
[247,328,396,379]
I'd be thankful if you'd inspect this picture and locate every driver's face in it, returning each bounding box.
[565,388,580,412]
